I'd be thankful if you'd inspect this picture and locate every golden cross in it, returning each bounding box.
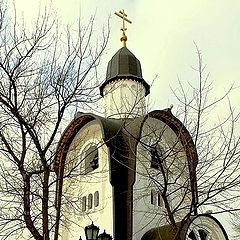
[115,9,132,47]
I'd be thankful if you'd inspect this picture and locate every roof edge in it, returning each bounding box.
[99,75,150,97]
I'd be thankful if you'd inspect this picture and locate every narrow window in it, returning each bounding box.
[150,144,163,169]
[82,196,86,212]
[88,194,93,209]
[85,145,99,174]
[94,191,99,207]
[151,189,156,205]
[157,193,162,207]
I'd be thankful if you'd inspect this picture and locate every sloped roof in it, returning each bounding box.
[141,223,181,240]
[99,47,150,96]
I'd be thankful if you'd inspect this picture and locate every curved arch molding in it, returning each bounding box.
[54,109,198,240]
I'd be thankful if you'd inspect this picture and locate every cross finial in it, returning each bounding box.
[115,9,132,47]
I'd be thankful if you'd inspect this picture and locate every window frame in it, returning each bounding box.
[150,143,164,170]
[88,193,93,209]
[82,196,87,212]
[94,191,99,207]
[84,144,99,174]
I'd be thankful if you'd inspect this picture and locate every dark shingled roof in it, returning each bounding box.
[99,47,150,96]
[141,222,184,240]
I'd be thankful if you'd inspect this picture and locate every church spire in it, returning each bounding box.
[100,10,150,118]
[114,9,132,47]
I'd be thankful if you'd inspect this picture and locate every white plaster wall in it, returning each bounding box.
[60,120,113,240]
[133,117,191,240]
[103,79,146,118]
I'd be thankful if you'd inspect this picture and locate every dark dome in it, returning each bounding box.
[99,47,150,96]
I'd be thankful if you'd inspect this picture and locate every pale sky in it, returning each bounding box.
[12,0,240,238]
[14,0,240,111]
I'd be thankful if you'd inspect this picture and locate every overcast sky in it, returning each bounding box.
[13,0,239,236]
[14,0,240,112]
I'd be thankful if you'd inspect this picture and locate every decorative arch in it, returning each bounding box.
[184,214,229,240]
[146,109,198,213]
[53,109,199,240]
[53,113,123,236]
[120,109,198,212]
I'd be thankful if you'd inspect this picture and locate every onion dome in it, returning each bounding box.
[99,47,150,96]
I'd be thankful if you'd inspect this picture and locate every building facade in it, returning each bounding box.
[54,38,228,240]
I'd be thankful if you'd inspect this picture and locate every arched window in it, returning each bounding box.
[84,145,99,174]
[88,194,93,209]
[151,190,163,207]
[150,144,163,169]
[82,196,86,212]
[94,191,99,207]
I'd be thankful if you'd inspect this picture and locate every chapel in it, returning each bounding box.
[54,10,229,240]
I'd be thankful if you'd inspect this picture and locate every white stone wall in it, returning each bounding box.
[103,79,146,118]
[132,117,191,240]
[59,117,192,240]
[60,120,113,240]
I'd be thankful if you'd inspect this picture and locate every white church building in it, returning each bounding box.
[54,11,229,240]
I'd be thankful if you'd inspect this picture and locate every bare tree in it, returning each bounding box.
[173,43,240,213]
[0,0,238,239]
[0,2,109,239]
[57,44,239,240]
[137,43,240,239]
[97,43,240,240]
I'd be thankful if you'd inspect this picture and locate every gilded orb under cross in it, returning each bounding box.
[115,9,132,47]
